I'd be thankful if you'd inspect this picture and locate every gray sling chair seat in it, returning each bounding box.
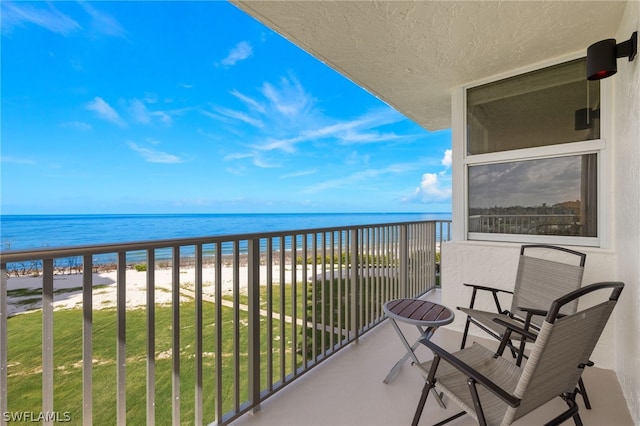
[411,281,624,426]
[457,245,591,407]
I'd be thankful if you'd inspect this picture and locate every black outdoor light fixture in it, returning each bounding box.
[587,31,637,80]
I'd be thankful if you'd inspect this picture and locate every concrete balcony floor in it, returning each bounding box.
[233,290,634,426]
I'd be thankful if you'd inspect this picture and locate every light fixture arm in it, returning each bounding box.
[616,31,637,61]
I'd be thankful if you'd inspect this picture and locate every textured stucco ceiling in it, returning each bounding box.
[232,1,627,131]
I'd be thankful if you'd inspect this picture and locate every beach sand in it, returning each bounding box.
[5,263,317,316]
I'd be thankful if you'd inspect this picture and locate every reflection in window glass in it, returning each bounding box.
[467,59,600,155]
[468,155,597,237]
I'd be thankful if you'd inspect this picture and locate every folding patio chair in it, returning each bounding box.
[457,245,593,407]
[411,281,624,426]
[459,245,586,352]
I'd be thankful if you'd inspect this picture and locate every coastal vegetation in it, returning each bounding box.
[6,278,375,424]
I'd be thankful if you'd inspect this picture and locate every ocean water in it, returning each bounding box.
[0,212,451,252]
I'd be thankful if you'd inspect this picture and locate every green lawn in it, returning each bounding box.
[6,300,293,425]
[5,273,410,425]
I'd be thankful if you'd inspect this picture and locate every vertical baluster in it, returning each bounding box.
[321,232,326,357]
[214,242,223,423]
[329,231,335,351]
[278,237,285,384]
[266,238,273,392]
[116,252,126,425]
[400,225,408,299]
[233,241,240,412]
[194,244,203,425]
[311,233,317,362]
[290,235,297,374]
[82,255,93,426]
[350,229,358,342]
[0,262,7,425]
[301,233,308,369]
[360,228,366,334]
[42,259,54,426]
[146,249,155,426]
[172,247,180,425]
[247,238,260,413]
[376,227,382,320]
[337,231,343,347]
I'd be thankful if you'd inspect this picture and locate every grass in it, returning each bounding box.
[6,300,294,425]
[5,269,432,424]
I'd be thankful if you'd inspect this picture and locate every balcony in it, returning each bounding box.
[0,219,632,425]
[231,290,634,425]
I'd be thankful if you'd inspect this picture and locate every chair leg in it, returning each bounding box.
[577,378,592,409]
[460,316,472,349]
[545,391,581,426]
[412,381,432,426]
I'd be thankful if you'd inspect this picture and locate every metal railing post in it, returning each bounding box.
[248,238,261,413]
[399,225,408,299]
[82,255,93,426]
[116,252,126,425]
[42,258,54,426]
[0,263,7,426]
[349,229,359,343]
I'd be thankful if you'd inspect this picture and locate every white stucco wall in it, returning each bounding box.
[613,1,640,423]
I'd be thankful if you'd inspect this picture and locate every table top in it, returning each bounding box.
[384,298,454,327]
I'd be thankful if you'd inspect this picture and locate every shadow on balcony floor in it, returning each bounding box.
[232,291,633,426]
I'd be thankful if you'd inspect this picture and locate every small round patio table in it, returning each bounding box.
[382,298,454,385]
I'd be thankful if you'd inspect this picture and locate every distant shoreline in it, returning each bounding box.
[4,250,303,278]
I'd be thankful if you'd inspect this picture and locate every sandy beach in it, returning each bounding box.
[5,263,316,317]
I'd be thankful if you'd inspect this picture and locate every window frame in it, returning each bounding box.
[460,58,608,248]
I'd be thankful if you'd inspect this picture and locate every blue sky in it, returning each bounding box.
[1,1,452,215]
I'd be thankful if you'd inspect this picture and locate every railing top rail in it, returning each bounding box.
[0,219,451,263]
[468,214,576,218]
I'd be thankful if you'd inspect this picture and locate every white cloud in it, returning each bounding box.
[1,156,35,165]
[60,121,92,130]
[230,90,266,114]
[340,130,404,144]
[129,99,151,124]
[280,169,318,179]
[86,97,126,127]
[1,2,81,35]
[128,142,183,164]
[215,107,263,128]
[221,41,253,66]
[79,2,126,38]
[261,76,312,118]
[128,98,175,125]
[413,173,451,202]
[442,149,452,167]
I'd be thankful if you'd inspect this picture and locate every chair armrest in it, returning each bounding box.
[420,337,521,408]
[463,283,513,313]
[517,306,548,318]
[493,318,538,342]
[517,307,567,326]
[463,283,514,295]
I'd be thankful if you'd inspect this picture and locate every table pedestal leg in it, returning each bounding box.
[383,320,446,408]
[383,319,426,383]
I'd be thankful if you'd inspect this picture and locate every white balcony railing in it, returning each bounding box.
[0,220,450,425]
[469,214,581,235]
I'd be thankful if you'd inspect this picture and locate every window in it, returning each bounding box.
[465,58,601,244]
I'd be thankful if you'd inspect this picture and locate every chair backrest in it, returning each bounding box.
[510,245,586,327]
[503,281,624,425]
